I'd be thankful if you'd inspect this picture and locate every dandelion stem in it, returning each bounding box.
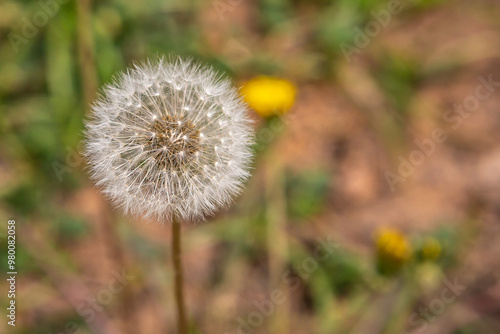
[172,217,188,334]
[265,156,290,334]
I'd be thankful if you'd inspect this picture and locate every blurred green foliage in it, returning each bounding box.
[286,169,330,220]
[0,0,487,333]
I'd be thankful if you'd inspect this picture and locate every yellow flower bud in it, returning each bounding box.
[421,237,441,261]
[375,228,411,266]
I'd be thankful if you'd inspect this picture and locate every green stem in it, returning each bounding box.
[265,157,290,334]
[77,0,97,108]
[172,217,188,334]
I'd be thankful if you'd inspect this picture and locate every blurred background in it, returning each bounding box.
[1,0,500,333]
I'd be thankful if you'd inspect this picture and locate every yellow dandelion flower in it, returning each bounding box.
[240,76,296,117]
[421,237,441,261]
[375,228,411,264]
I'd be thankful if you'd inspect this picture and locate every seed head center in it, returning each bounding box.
[146,115,200,169]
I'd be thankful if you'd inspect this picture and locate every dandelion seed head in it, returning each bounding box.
[84,57,254,222]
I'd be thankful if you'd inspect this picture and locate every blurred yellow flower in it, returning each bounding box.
[421,237,441,261]
[240,76,296,117]
[375,228,411,264]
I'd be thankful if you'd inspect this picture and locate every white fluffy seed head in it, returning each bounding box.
[84,57,254,222]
